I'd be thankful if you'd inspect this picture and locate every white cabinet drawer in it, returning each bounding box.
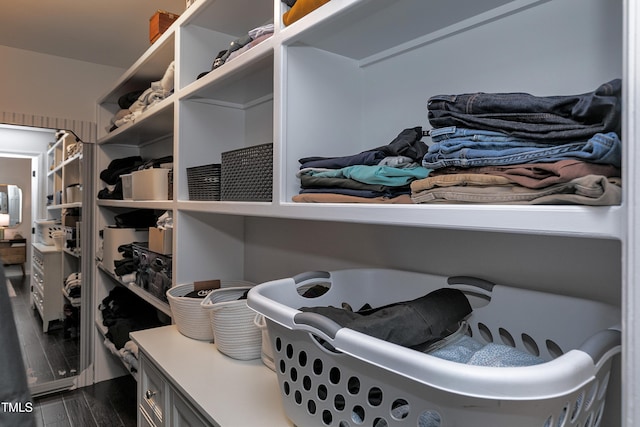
[139,406,158,427]
[170,390,208,427]
[140,354,167,427]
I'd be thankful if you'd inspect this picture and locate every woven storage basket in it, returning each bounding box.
[186,163,221,200]
[201,286,262,360]
[221,143,273,201]
[166,281,254,341]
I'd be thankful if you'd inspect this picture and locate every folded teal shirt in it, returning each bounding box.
[301,165,431,186]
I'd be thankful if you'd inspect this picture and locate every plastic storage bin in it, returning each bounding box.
[247,269,621,427]
[34,220,64,246]
[120,174,133,200]
[65,184,82,203]
[131,168,171,200]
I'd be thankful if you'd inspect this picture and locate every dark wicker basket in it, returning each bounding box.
[186,164,221,200]
[221,143,273,202]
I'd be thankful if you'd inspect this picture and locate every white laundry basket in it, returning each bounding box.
[247,269,621,427]
[255,314,276,371]
[167,280,254,341]
[201,286,262,360]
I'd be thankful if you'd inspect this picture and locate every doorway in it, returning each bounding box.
[0,123,89,397]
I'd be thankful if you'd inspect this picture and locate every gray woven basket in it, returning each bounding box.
[186,163,221,200]
[221,143,273,201]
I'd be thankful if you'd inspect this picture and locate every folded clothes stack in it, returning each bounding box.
[293,127,431,203]
[413,79,622,205]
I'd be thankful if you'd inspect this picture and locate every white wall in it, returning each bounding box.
[0,45,124,123]
[0,125,56,260]
[0,156,33,240]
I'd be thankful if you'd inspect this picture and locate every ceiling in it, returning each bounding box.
[0,0,187,69]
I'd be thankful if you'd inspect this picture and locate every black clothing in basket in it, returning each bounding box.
[301,287,472,350]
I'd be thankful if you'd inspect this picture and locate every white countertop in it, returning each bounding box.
[32,242,62,253]
[130,325,293,427]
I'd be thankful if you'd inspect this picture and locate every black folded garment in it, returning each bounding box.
[99,156,143,185]
[301,287,472,350]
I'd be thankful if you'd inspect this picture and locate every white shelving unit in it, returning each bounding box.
[93,0,639,424]
[42,131,84,337]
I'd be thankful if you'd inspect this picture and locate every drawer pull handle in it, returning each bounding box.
[145,390,156,399]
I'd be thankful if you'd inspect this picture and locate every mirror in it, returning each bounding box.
[0,184,22,227]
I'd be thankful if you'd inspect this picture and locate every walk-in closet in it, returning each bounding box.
[1,0,639,426]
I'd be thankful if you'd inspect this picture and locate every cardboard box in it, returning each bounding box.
[149,227,172,255]
[149,10,179,44]
[63,215,80,227]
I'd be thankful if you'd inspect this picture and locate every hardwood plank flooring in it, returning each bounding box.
[6,265,137,426]
[33,375,137,427]
[7,267,79,385]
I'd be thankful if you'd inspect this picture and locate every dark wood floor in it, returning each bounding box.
[7,266,137,426]
[7,267,79,385]
[33,375,137,427]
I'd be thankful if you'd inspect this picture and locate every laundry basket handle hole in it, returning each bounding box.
[293,311,342,340]
[447,276,494,307]
[293,271,332,298]
[447,275,495,292]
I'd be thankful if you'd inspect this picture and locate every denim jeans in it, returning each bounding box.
[430,126,543,144]
[427,79,621,142]
[422,132,621,169]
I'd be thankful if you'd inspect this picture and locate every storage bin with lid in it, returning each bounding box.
[131,168,171,200]
[120,174,133,200]
[247,268,621,427]
[65,184,82,203]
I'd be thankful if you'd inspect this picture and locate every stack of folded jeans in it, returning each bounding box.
[292,127,431,204]
[412,79,622,205]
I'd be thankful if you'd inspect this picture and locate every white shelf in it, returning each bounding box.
[180,38,275,106]
[177,201,624,239]
[47,202,82,210]
[32,242,61,253]
[94,319,139,382]
[96,199,174,210]
[48,152,82,175]
[278,0,544,62]
[97,95,175,146]
[96,263,172,317]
